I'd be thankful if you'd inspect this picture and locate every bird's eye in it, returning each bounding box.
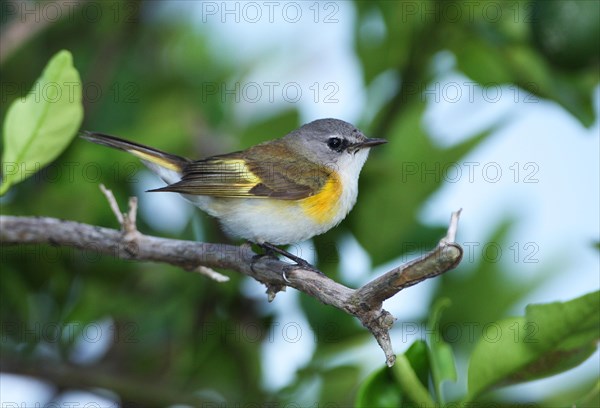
[327,137,343,151]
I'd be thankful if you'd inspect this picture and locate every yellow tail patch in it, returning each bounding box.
[300,172,342,225]
[129,149,181,172]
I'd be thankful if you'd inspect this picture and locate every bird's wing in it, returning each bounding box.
[150,142,330,200]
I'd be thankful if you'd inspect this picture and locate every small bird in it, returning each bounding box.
[82,119,386,268]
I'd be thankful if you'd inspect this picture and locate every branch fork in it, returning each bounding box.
[0,187,463,365]
[98,184,229,282]
[99,184,139,255]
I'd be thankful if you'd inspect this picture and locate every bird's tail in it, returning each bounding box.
[80,131,190,185]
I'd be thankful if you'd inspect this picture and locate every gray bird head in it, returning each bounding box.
[284,118,386,169]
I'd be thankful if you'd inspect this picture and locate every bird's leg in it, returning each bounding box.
[259,242,310,267]
[258,242,324,278]
[250,243,277,263]
[250,242,291,282]
[250,242,323,282]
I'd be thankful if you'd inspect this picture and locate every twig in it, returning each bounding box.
[100,184,227,282]
[442,208,462,243]
[99,183,124,225]
[124,196,138,236]
[0,207,463,365]
[193,265,229,283]
[354,210,463,309]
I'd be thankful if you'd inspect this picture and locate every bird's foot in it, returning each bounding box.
[255,242,324,281]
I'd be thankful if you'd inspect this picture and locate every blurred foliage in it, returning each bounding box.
[1,0,598,406]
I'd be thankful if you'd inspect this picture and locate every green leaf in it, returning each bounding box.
[319,365,361,406]
[445,0,599,128]
[392,353,436,406]
[467,291,600,399]
[355,343,436,408]
[467,316,538,399]
[427,298,457,404]
[1,50,83,195]
[404,340,430,389]
[505,45,597,128]
[355,365,403,408]
[454,38,514,85]
[527,291,600,350]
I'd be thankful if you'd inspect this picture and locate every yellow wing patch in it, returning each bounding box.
[299,172,342,225]
[210,159,261,184]
[156,157,267,196]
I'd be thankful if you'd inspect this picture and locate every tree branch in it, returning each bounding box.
[0,192,463,366]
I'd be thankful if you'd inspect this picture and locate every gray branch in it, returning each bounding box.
[0,204,463,366]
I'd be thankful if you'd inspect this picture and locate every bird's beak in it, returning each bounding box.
[350,137,387,151]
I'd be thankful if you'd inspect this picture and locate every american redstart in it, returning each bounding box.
[81,118,386,267]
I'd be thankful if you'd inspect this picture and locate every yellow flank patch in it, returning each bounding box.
[300,172,342,225]
[129,150,181,171]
